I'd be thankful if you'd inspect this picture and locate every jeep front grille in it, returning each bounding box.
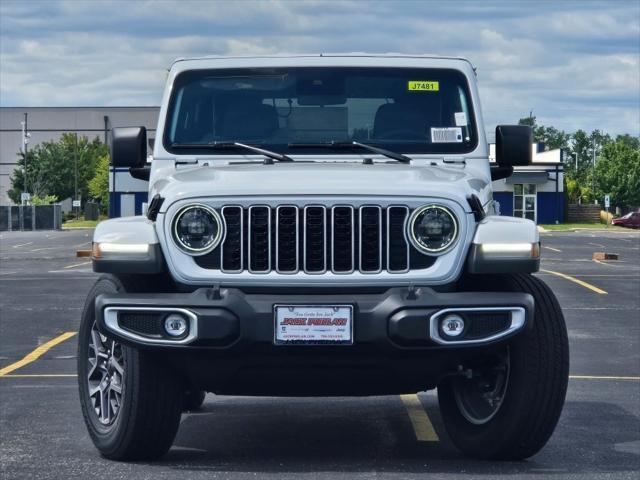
[195,205,435,274]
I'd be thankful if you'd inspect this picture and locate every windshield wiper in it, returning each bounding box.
[170,142,294,162]
[288,141,411,164]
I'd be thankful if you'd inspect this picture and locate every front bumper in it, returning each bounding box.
[95,287,533,395]
[95,286,533,350]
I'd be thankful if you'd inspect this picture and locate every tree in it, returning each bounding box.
[566,129,613,186]
[518,116,569,150]
[89,154,110,212]
[8,133,108,204]
[30,194,59,205]
[594,136,640,209]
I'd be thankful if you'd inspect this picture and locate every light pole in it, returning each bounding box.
[20,113,30,204]
[75,132,79,220]
[592,137,598,204]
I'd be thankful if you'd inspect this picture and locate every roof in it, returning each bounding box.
[171,53,475,69]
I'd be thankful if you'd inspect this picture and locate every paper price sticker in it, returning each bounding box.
[408,81,439,92]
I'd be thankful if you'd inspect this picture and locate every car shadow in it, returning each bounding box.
[151,396,640,476]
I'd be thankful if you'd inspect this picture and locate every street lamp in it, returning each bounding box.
[20,113,31,205]
[592,138,598,205]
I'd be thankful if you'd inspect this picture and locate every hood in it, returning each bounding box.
[153,162,487,211]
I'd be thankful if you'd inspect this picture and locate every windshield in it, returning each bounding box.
[164,67,478,155]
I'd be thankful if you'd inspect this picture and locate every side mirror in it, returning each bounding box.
[495,125,532,167]
[111,127,147,169]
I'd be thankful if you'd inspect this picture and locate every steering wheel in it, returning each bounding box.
[375,129,425,140]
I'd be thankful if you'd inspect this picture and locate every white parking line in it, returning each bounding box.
[29,247,60,252]
[11,242,33,248]
[593,259,620,267]
[62,261,91,269]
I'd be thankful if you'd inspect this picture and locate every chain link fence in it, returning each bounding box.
[0,205,62,231]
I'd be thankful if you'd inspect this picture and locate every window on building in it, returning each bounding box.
[514,184,536,222]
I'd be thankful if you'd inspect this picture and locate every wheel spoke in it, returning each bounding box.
[87,358,98,379]
[111,356,124,375]
[89,384,101,397]
[100,386,110,423]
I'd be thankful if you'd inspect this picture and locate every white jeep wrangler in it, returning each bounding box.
[78,54,568,461]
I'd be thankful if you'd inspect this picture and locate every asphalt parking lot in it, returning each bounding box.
[1,227,638,479]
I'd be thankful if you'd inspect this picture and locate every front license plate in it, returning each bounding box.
[274,305,353,345]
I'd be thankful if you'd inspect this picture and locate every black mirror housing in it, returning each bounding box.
[495,125,532,167]
[111,127,147,169]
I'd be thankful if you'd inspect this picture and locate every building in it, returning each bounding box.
[1,107,565,223]
[490,143,565,225]
[0,107,159,209]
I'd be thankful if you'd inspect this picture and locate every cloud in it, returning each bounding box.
[0,0,638,135]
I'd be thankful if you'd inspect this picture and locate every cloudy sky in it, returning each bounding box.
[1,0,638,135]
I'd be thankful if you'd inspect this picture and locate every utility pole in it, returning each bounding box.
[75,132,79,220]
[20,112,30,204]
[592,137,597,205]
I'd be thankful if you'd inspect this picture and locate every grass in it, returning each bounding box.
[62,216,107,229]
[540,223,628,231]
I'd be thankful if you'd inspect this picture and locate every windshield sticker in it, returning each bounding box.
[454,112,467,126]
[431,127,463,143]
[408,81,439,92]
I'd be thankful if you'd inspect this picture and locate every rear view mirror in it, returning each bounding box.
[495,125,532,167]
[111,127,147,169]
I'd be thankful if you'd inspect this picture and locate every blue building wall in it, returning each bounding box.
[494,192,513,216]
[493,191,564,224]
[537,192,564,224]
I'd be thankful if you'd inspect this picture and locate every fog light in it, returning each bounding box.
[441,314,465,337]
[164,314,188,337]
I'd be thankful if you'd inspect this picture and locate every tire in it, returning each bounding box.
[77,275,183,460]
[183,390,207,411]
[438,273,569,460]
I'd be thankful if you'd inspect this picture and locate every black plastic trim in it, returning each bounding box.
[146,194,165,221]
[467,194,486,222]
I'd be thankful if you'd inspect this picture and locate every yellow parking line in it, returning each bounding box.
[570,375,639,381]
[540,269,608,295]
[543,246,562,253]
[0,332,77,377]
[0,374,77,378]
[63,261,91,269]
[400,394,439,442]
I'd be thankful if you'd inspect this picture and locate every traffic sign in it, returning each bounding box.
[604,195,610,209]
[72,200,81,208]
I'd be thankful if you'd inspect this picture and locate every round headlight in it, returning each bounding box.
[408,205,459,254]
[172,204,224,255]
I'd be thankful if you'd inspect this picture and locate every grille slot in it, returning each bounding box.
[276,206,299,272]
[387,206,410,272]
[304,206,327,273]
[359,206,382,273]
[248,206,271,272]
[331,206,354,273]
[221,206,243,272]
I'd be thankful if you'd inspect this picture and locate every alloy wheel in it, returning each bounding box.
[86,322,125,425]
